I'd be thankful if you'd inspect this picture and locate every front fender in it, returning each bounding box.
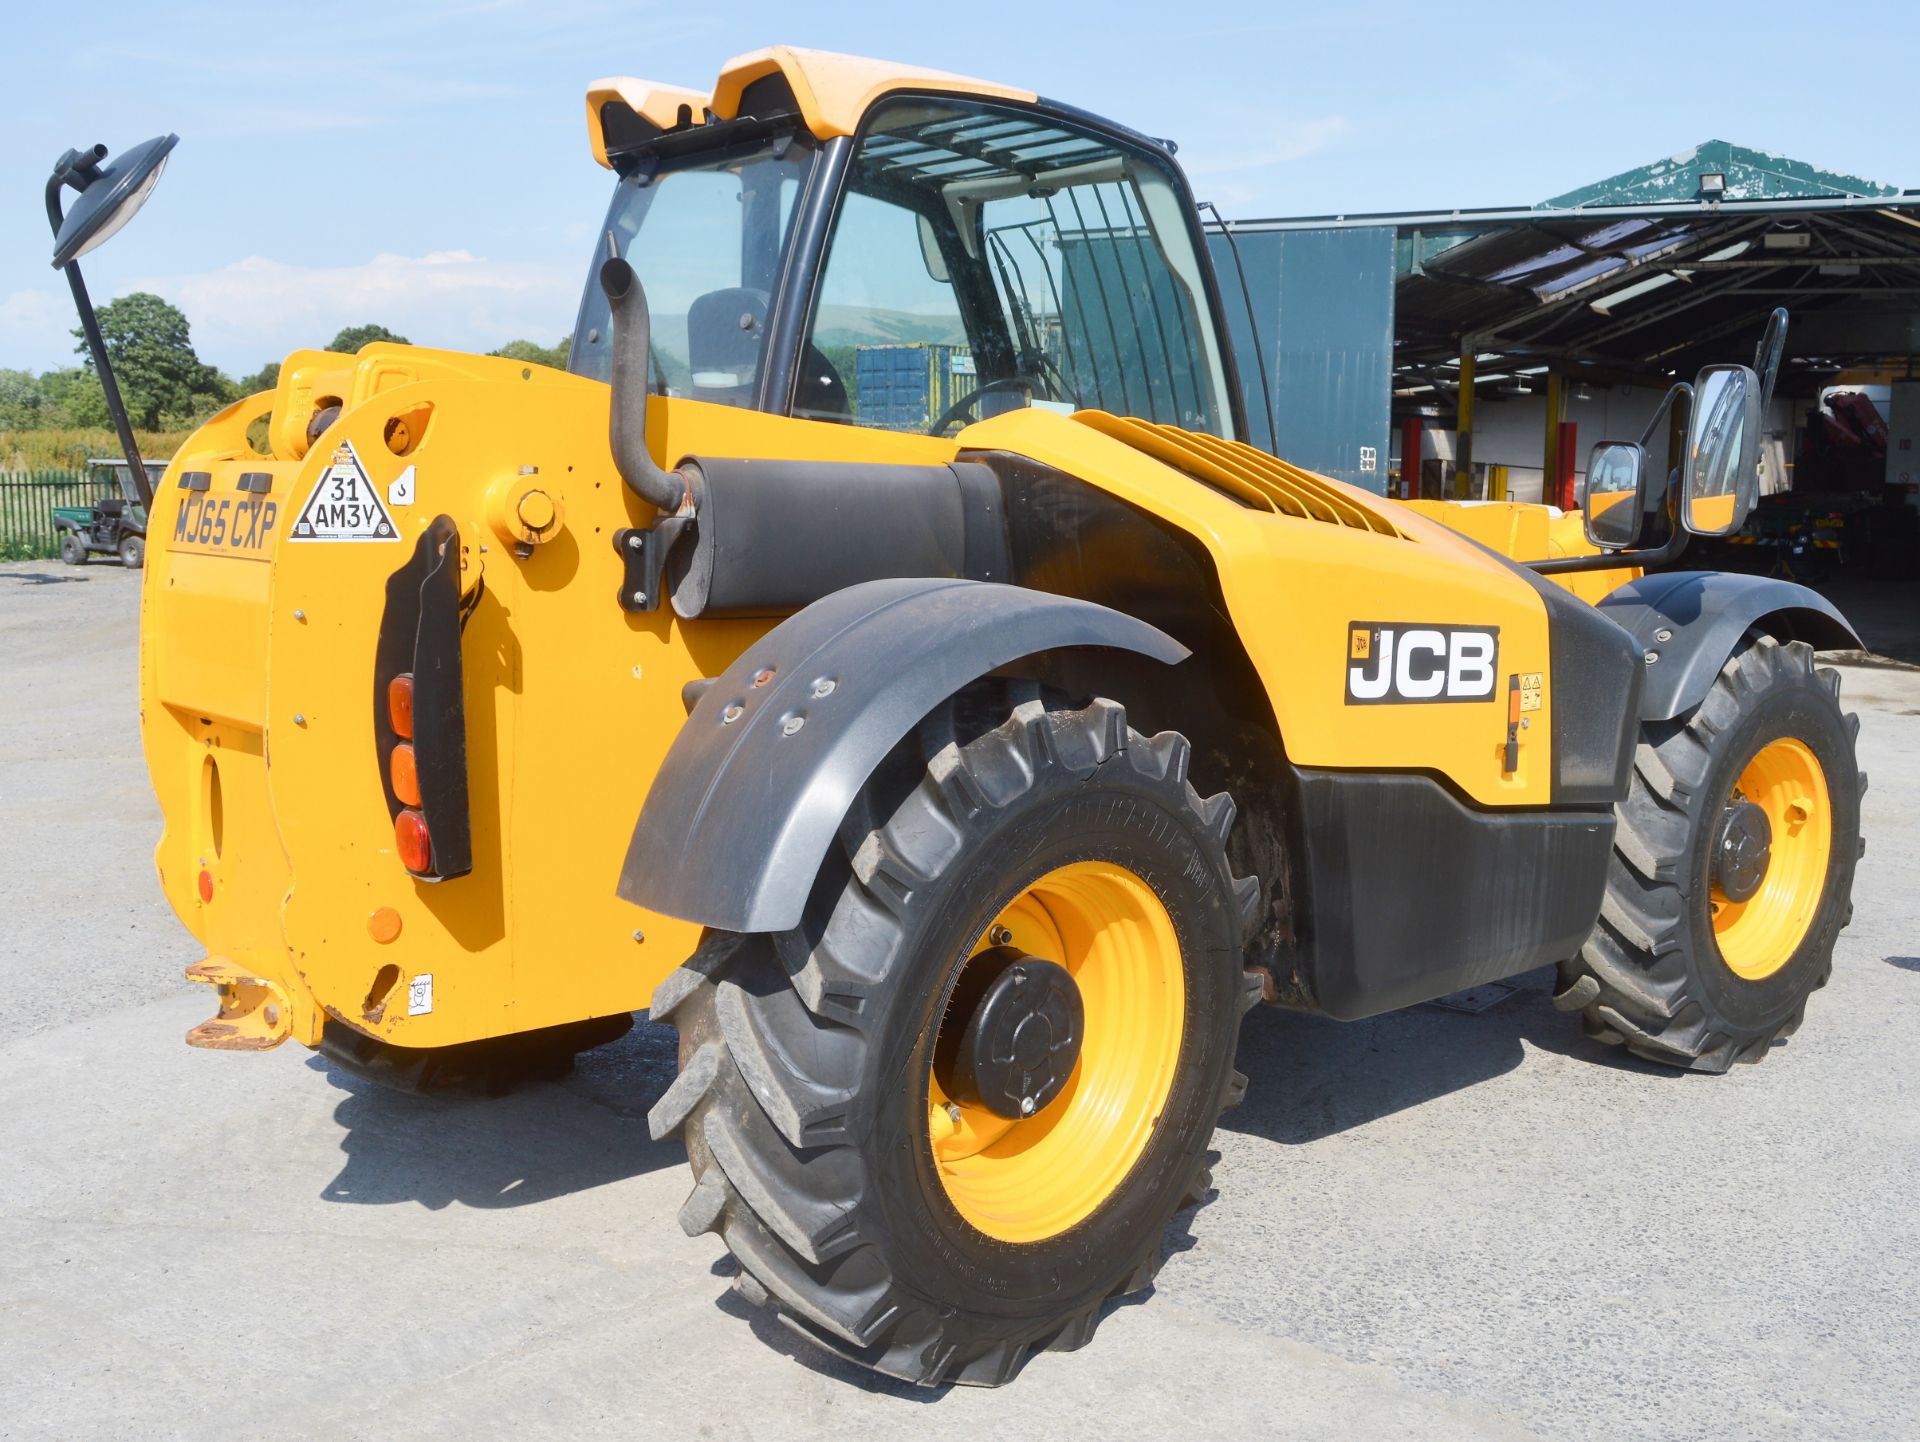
[618,577,1188,933]
[1597,571,1862,722]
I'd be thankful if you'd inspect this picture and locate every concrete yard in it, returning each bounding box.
[2,559,1916,1441]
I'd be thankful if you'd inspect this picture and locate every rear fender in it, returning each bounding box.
[1597,572,1862,722]
[618,577,1188,933]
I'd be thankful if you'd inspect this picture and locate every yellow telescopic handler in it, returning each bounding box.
[48,46,1864,1386]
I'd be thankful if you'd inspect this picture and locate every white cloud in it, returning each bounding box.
[134,250,582,370]
[1182,117,1351,179]
[0,289,82,371]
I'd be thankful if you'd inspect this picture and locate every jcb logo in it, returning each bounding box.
[1346,623,1499,704]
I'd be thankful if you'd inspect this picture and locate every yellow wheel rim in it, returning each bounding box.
[1712,737,1832,981]
[927,861,1185,1244]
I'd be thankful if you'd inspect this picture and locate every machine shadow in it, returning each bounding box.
[1221,966,1676,1147]
[316,1012,684,1210]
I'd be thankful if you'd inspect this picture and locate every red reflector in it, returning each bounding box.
[388,673,415,739]
[197,869,213,902]
[390,743,422,808]
[395,809,432,873]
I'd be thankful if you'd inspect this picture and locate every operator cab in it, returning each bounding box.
[569,64,1242,440]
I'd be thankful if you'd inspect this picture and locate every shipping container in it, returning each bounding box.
[853,343,977,430]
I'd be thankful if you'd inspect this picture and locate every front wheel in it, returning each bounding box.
[647,693,1258,1386]
[118,534,145,569]
[1555,635,1863,1071]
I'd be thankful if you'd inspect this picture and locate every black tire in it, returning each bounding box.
[1555,635,1863,1071]
[59,532,89,565]
[315,1013,633,1097]
[119,534,145,569]
[647,693,1259,1386]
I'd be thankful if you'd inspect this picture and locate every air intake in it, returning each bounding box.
[1074,411,1403,538]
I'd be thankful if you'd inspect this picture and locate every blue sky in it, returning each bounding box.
[4,0,1915,376]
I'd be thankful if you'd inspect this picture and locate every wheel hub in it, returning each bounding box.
[937,947,1084,1120]
[1714,799,1773,903]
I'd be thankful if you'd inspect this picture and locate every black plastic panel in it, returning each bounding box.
[1597,571,1861,722]
[1294,769,1614,1020]
[619,578,1187,933]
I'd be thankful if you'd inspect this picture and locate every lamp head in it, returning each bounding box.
[50,134,178,268]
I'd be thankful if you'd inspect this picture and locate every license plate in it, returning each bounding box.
[170,493,281,560]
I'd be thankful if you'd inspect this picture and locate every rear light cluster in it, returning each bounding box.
[386,673,431,872]
[374,515,473,882]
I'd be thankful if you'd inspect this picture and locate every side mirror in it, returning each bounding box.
[1682,362,1762,536]
[1753,306,1788,406]
[1583,441,1646,549]
[49,134,178,268]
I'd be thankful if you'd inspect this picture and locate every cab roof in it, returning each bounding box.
[585,45,1036,167]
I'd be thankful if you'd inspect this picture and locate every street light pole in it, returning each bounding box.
[55,248,153,511]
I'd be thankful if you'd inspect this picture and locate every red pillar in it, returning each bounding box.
[1399,417,1423,500]
[1556,420,1578,510]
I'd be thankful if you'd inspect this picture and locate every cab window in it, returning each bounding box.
[571,133,816,407]
[798,98,1233,436]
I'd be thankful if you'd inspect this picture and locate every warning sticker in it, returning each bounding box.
[289,439,400,542]
[387,463,416,508]
[408,974,434,1017]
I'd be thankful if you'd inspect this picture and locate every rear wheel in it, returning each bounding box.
[647,693,1258,1386]
[59,532,88,565]
[1555,635,1863,1071]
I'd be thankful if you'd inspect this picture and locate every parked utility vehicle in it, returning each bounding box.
[50,47,1863,1386]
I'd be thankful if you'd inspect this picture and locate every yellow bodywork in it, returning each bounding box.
[586,44,1036,164]
[146,349,1587,1056]
[144,46,1638,1060]
[1399,499,1642,606]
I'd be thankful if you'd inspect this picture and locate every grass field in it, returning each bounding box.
[0,428,185,472]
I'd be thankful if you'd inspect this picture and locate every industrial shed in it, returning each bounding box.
[1209,142,1920,557]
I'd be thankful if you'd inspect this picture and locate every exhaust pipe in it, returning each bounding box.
[598,257,691,516]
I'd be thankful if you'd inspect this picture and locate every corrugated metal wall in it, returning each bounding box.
[1210,226,1396,494]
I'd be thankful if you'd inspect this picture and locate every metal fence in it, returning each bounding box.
[0,470,114,561]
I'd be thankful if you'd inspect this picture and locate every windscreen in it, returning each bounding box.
[800,99,1235,436]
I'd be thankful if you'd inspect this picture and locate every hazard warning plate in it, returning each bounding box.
[289,440,399,543]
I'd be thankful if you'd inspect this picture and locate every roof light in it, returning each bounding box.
[1699,172,1727,196]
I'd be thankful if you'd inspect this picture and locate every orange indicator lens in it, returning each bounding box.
[390,743,421,808]
[388,673,415,739]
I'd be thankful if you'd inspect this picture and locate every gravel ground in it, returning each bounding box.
[2,559,1916,1441]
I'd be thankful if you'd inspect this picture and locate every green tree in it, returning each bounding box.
[329,323,410,353]
[74,292,220,430]
[240,360,281,394]
[39,365,111,429]
[0,369,47,430]
[490,337,571,370]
